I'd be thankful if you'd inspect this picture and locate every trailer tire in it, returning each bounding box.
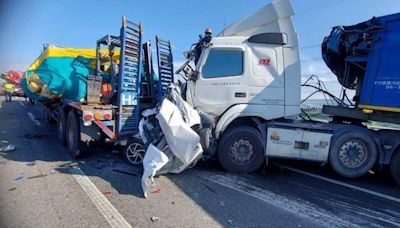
[329,131,377,178]
[66,110,91,159]
[390,149,400,186]
[123,138,145,166]
[57,108,67,145]
[218,126,264,173]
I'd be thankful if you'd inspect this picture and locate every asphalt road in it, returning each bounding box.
[0,96,399,228]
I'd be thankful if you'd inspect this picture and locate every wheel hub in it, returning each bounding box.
[229,139,254,163]
[339,140,367,168]
[126,143,145,165]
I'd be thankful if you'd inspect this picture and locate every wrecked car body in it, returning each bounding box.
[140,86,205,197]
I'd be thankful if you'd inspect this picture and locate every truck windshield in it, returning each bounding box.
[202,49,243,78]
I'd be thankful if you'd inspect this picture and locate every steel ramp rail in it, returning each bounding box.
[155,36,174,101]
[116,16,143,136]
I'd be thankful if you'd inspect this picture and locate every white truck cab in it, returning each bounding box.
[186,0,301,137]
[182,0,302,172]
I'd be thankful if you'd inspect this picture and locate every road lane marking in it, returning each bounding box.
[27,112,42,126]
[19,101,25,106]
[277,164,400,204]
[69,167,132,228]
[197,171,357,227]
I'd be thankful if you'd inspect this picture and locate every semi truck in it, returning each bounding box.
[29,17,175,164]
[172,0,400,184]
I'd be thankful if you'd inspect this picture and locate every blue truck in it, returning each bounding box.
[320,13,400,184]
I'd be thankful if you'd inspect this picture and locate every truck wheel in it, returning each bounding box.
[66,110,91,158]
[390,149,400,186]
[123,138,145,166]
[218,126,264,173]
[57,108,67,145]
[329,131,377,178]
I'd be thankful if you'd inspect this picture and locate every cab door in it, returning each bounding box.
[193,47,248,116]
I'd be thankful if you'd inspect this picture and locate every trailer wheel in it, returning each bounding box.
[218,126,264,173]
[329,131,377,178]
[66,110,91,158]
[57,108,67,145]
[123,138,145,166]
[390,149,400,186]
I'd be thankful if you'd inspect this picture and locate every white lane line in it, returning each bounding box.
[18,101,25,106]
[277,164,400,204]
[27,112,42,126]
[69,167,132,228]
[197,171,357,227]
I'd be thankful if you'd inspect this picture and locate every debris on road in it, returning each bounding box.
[27,174,48,179]
[14,176,24,181]
[26,162,36,166]
[151,216,160,223]
[0,144,16,152]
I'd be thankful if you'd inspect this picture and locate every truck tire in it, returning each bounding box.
[218,126,264,173]
[57,108,67,145]
[66,110,91,159]
[123,138,145,166]
[390,149,400,186]
[329,131,377,178]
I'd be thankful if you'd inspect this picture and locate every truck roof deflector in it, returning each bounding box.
[218,0,295,38]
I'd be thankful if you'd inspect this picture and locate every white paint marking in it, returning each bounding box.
[69,167,132,228]
[278,164,400,204]
[18,101,25,106]
[197,171,357,227]
[27,112,41,126]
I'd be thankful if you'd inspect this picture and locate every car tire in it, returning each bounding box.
[218,126,265,173]
[123,138,146,166]
[329,131,378,178]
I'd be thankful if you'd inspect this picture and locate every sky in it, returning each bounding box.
[1,0,400,99]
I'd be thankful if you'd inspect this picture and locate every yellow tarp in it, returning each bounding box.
[27,45,120,71]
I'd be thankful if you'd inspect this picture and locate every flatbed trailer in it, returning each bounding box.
[41,17,174,164]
